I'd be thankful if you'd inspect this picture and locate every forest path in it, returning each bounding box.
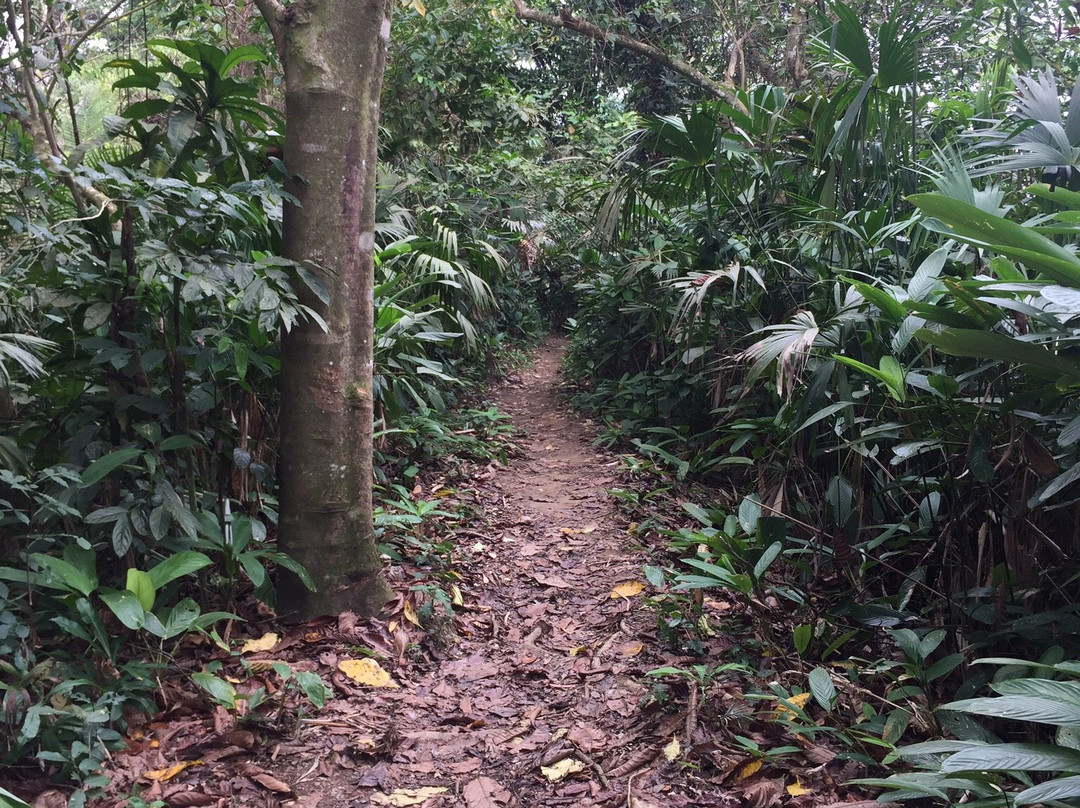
[274,336,707,808]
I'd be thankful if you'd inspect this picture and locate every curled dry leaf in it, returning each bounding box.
[369,787,448,806]
[662,737,680,762]
[540,757,585,782]
[239,632,279,654]
[736,759,762,781]
[142,760,203,782]
[338,658,399,689]
[609,581,644,599]
[786,778,812,796]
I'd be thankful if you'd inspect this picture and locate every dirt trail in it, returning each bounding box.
[273,337,703,807]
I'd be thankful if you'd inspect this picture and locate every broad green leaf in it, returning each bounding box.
[808,667,837,711]
[910,194,1080,286]
[1025,183,1080,210]
[160,598,202,639]
[942,743,1080,773]
[191,672,237,707]
[159,435,199,451]
[916,328,1080,379]
[30,554,94,596]
[80,448,142,487]
[752,541,782,580]
[793,624,812,655]
[992,678,1080,708]
[99,589,146,630]
[126,569,156,611]
[943,695,1080,727]
[147,551,212,590]
[1016,774,1080,804]
[1,785,34,808]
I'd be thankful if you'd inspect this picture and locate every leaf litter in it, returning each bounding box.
[76,337,874,808]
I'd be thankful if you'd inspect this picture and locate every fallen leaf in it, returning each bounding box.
[142,760,202,781]
[531,573,572,588]
[541,758,585,782]
[369,787,448,806]
[617,641,644,657]
[741,778,783,808]
[786,778,812,796]
[609,580,644,599]
[404,600,422,627]
[252,772,293,793]
[451,584,464,606]
[663,737,681,762]
[776,692,812,715]
[338,658,399,688]
[463,776,512,807]
[164,794,218,807]
[737,759,762,781]
[240,632,279,654]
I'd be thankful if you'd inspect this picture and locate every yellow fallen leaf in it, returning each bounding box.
[451,584,464,607]
[142,760,202,781]
[776,692,812,715]
[541,758,585,782]
[404,600,422,627]
[787,778,812,796]
[240,632,278,654]
[610,580,645,599]
[569,645,589,657]
[617,641,644,657]
[737,759,762,781]
[663,737,681,761]
[338,658,399,689]
[558,526,581,535]
[370,787,447,806]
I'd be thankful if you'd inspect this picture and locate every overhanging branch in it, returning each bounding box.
[510,0,738,104]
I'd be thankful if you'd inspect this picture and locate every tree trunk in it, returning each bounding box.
[257,0,393,617]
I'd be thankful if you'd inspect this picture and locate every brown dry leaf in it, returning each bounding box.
[531,573,572,589]
[252,772,293,793]
[558,527,580,535]
[162,793,218,807]
[617,641,644,657]
[338,658,399,688]
[609,580,644,599]
[291,797,323,808]
[741,779,783,808]
[404,600,422,627]
[463,776,512,808]
[786,778,812,797]
[662,737,681,762]
[736,759,762,781]
[540,758,585,782]
[369,787,448,806]
[240,632,279,654]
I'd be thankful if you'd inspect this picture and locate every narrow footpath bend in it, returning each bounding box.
[277,337,718,808]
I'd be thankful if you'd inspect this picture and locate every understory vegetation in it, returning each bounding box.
[3,0,1080,803]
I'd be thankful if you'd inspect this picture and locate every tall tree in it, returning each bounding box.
[254,0,393,617]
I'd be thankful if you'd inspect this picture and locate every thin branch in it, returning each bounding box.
[510,0,739,105]
[252,0,286,57]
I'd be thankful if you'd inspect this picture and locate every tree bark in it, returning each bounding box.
[258,0,393,617]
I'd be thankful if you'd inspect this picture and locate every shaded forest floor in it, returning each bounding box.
[50,337,877,808]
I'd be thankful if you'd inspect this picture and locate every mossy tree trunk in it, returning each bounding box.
[254,0,393,617]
